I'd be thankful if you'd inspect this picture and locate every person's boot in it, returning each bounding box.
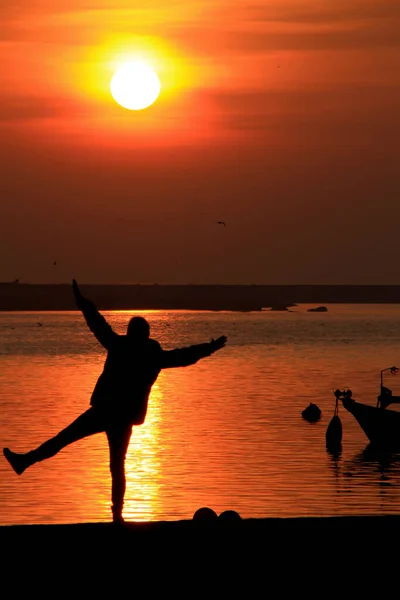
[3,448,30,475]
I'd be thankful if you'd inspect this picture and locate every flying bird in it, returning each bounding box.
[37,322,42,326]
[216,221,226,227]
[53,261,57,266]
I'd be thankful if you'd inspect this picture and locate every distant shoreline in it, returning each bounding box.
[1,283,400,311]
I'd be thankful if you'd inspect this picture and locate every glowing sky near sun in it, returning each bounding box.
[0,1,399,284]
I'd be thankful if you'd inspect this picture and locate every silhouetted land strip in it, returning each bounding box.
[3,517,398,587]
[3,514,400,536]
[2,515,400,553]
[2,283,400,310]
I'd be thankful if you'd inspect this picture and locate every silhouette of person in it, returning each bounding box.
[3,279,227,523]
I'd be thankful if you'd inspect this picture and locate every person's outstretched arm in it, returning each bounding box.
[159,336,227,369]
[72,279,118,350]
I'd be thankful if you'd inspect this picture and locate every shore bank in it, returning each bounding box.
[2,515,399,558]
[2,516,398,589]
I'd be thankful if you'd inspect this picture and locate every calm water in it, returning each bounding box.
[2,304,400,525]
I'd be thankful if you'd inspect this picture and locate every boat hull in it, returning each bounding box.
[342,398,400,451]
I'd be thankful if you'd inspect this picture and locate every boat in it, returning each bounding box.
[335,366,400,451]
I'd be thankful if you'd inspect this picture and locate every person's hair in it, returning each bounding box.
[127,316,150,339]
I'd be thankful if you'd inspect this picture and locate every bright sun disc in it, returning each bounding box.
[110,62,161,110]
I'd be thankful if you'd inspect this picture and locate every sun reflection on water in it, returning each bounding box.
[123,383,163,522]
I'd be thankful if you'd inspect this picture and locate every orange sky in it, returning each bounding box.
[1,1,399,284]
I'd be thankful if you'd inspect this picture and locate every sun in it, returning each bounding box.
[110,62,161,110]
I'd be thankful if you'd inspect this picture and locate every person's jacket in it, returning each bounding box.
[78,297,219,424]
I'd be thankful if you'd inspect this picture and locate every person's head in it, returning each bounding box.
[127,316,150,342]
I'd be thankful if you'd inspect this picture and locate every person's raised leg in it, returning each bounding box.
[3,408,105,475]
[106,423,132,523]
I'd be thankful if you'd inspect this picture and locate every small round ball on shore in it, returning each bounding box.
[219,510,242,522]
[193,507,218,521]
